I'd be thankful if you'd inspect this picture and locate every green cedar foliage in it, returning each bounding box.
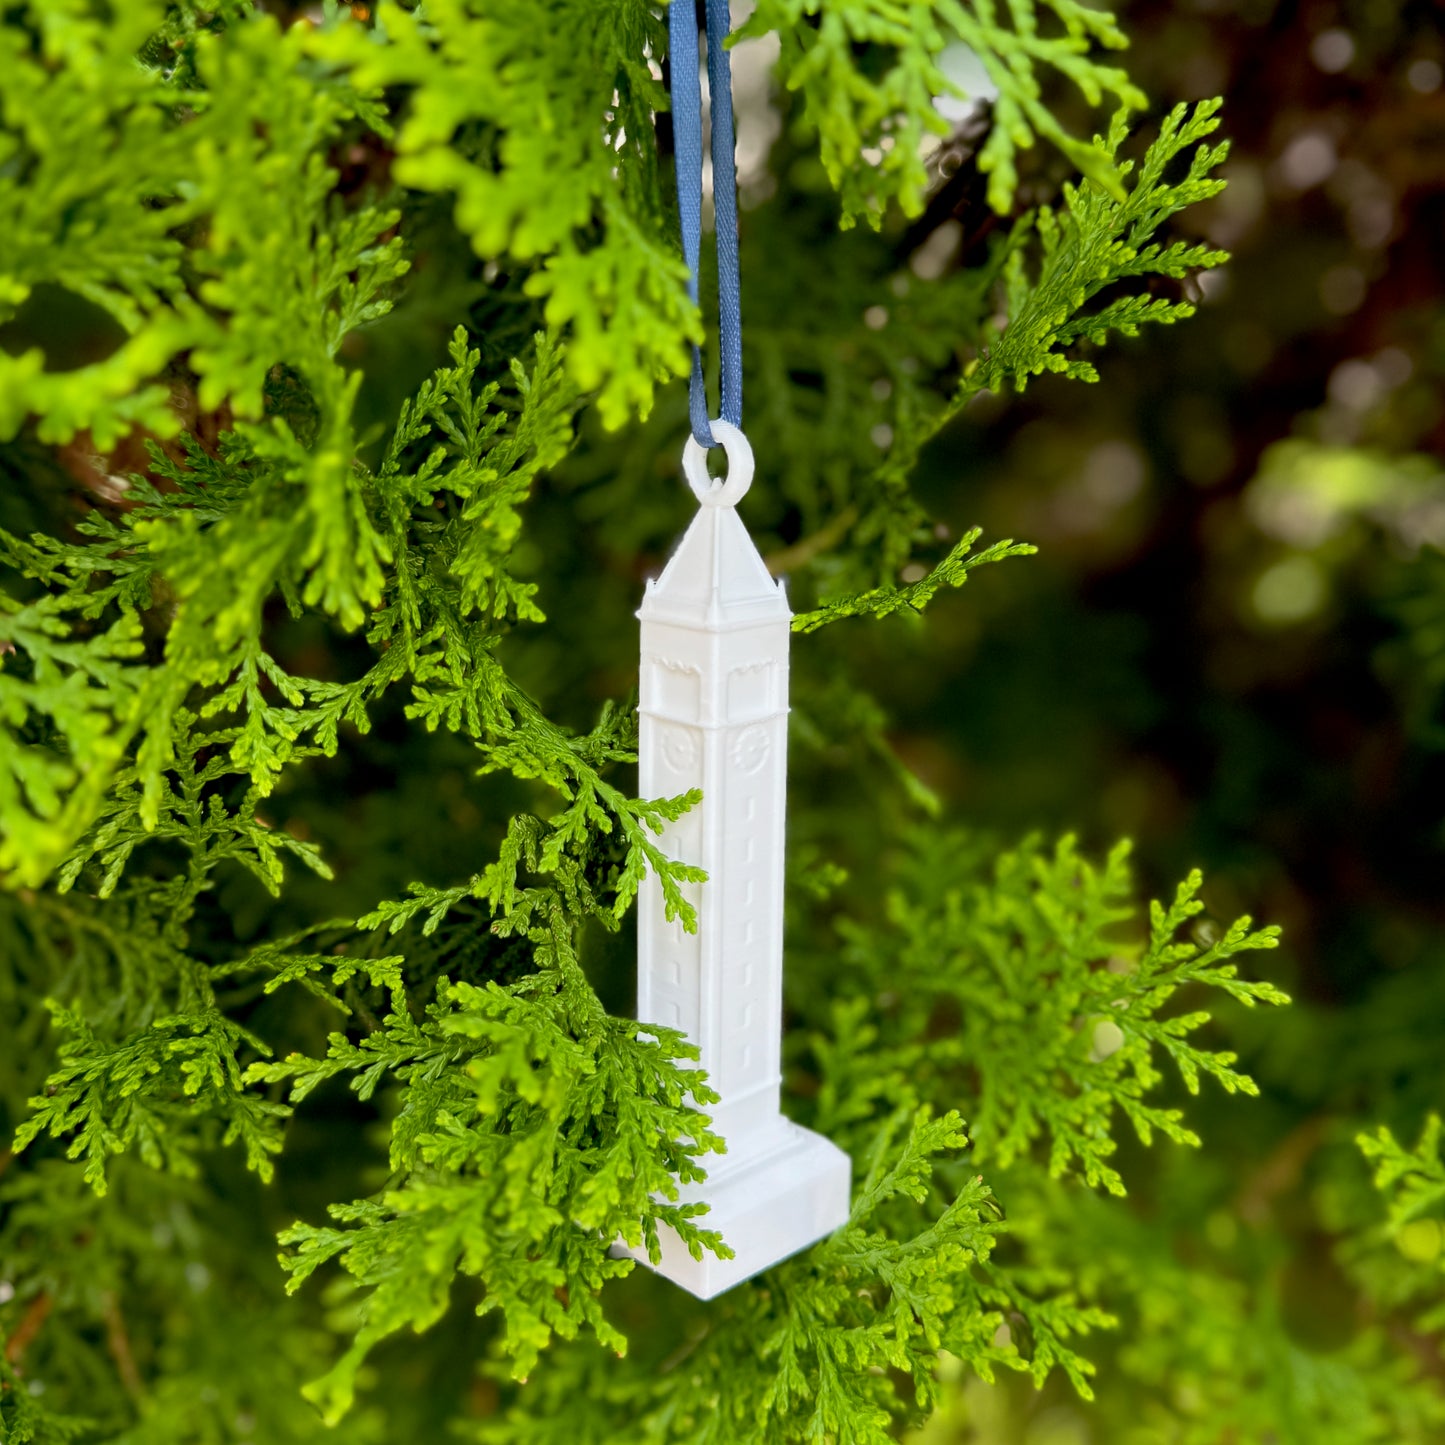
[1359,1117,1445,1331]
[791,529,1038,634]
[0,1,1293,1441]
[964,99,1229,396]
[737,0,1146,220]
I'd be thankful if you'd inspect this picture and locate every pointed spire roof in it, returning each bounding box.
[639,504,791,629]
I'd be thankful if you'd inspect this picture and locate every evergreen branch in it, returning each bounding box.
[825,833,1288,1197]
[474,1106,1107,1442]
[306,0,688,426]
[959,100,1230,402]
[736,0,1146,223]
[735,104,1227,599]
[792,528,1035,633]
[256,976,725,1422]
[0,1353,93,1443]
[13,1002,287,1195]
[1360,1117,1445,1237]
[0,589,148,887]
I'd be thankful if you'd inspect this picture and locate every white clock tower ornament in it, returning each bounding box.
[625,421,851,1298]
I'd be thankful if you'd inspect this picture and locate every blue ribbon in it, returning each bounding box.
[669,0,741,448]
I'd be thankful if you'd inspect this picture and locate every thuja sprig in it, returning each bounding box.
[251,963,728,1423]
[964,99,1231,398]
[793,528,1037,634]
[820,833,1289,1196]
[737,0,1146,222]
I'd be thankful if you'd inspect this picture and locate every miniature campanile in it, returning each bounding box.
[626,422,851,1298]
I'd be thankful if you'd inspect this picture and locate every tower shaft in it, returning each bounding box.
[626,493,850,1298]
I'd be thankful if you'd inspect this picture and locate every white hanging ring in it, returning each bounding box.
[682,419,754,508]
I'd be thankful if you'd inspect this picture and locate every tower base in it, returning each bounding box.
[620,1120,851,1299]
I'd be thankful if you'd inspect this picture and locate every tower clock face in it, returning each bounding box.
[731,725,771,775]
[662,725,699,772]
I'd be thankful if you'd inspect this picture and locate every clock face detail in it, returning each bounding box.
[731,724,771,775]
[662,725,699,772]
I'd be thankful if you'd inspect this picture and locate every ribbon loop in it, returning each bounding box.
[669,0,742,448]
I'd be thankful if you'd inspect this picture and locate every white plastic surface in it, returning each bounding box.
[682,418,755,507]
[625,428,851,1298]
[628,1120,851,1300]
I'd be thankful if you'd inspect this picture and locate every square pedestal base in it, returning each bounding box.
[621,1120,851,1299]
